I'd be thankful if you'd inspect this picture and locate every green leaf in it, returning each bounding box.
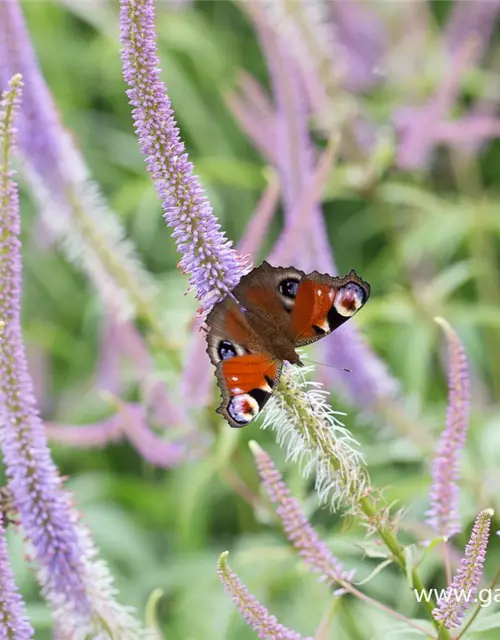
[354,558,394,586]
[145,589,165,639]
[404,545,418,589]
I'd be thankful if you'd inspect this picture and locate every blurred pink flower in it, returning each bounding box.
[217,551,313,640]
[427,319,470,538]
[46,402,186,468]
[237,4,398,410]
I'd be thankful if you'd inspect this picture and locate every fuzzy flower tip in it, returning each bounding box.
[0,511,34,639]
[433,508,493,629]
[217,551,313,640]
[426,318,471,538]
[262,363,368,513]
[0,75,92,613]
[250,441,354,586]
[119,0,245,313]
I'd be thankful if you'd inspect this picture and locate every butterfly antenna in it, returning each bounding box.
[301,355,351,373]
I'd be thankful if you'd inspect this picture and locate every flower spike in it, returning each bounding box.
[427,318,471,538]
[120,0,246,314]
[217,551,313,640]
[433,508,493,628]
[250,441,355,585]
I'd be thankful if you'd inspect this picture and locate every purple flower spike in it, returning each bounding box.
[445,0,500,60]
[0,74,92,615]
[433,508,493,628]
[217,551,313,640]
[46,402,186,468]
[120,0,245,313]
[331,0,386,92]
[0,511,34,639]
[250,441,354,586]
[95,313,151,395]
[0,0,66,197]
[427,318,471,538]
[0,76,147,637]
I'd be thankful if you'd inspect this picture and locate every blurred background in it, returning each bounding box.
[7,0,500,638]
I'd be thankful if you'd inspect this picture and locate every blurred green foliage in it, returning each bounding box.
[7,0,500,638]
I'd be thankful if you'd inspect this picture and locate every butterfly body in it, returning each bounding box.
[205,261,370,428]
[238,306,303,365]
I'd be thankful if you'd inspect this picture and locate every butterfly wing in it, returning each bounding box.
[215,355,282,427]
[230,260,306,319]
[204,261,370,426]
[290,270,370,347]
[205,292,283,428]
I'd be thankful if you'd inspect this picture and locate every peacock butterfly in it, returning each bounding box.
[205,261,370,428]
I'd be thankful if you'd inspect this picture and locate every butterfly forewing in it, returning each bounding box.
[230,261,305,319]
[290,271,370,346]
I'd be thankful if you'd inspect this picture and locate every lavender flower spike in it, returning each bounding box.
[217,551,313,640]
[0,512,34,639]
[426,318,471,538]
[0,76,148,638]
[250,441,354,586]
[120,0,245,313]
[433,508,493,628]
[0,73,92,613]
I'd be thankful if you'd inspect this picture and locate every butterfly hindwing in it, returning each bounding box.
[205,294,254,365]
[205,289,283,428]
[215,355,282,428]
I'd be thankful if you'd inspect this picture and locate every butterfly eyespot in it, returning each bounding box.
[279,278,300,299]
[217,340,237,361]
[333,283,366,317]
[227,394,259,426]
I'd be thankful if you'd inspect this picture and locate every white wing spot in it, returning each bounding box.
[231,376,239,381]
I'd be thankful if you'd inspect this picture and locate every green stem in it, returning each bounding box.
[1,77,22,177]
[277,374,450,638]
[359,496,437,622]
[343,583,435,638]
[314,595,341,640]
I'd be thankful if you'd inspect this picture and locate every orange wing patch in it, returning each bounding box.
[221,355,278,395]
[290,281,334,340]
